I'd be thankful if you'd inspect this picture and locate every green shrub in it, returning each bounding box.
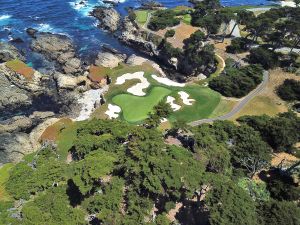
[209,64,264,97]
[148,9,180,31]
[277,79,300,101]
[226,37,249,53]
[164,29,175,38]
[248,47,279,70]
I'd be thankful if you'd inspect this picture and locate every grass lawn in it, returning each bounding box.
[172,6,192,25]
[112,86,172,123]
[93,62,224,124]
[169,86,221,123]
[209,98,236,118]
[0,163,14,202]
[135,10,150,26]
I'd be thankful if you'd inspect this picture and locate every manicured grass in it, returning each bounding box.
[209,99,236,118]
[6,59,34,80]
[112,86,172,123]
[0,163,14,202]
[94,62,224,124]
[135,10,150,26]
[169,86,221,123]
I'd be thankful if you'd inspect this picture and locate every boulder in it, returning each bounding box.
[0,116,33,134]
[91,7,121,32]
[26,28,38,37]
[0,111,58,164]
[54,72,89,90]
[95,52,125,68]
[63,58,82,74]
[126,54,147,66]
[9,37,24,43]
[0,132,33,164]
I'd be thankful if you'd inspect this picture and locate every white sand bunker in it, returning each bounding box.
[178,91,195,105]
[75,89,104,121]
[152,75,185,87]
[166,96,181,111]
[105,104,121,119]
[160,118,168,123]
[115,71,150,96]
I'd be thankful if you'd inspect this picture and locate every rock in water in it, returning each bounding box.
[26,28,38,37]
[91,7,121,32]
[31,33,82,75]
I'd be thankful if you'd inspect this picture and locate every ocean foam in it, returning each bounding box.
[35,23,54,32]
[0,15,11,20]
[69,1,106,17]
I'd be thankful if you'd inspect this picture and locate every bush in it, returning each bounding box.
[277,79,300,101]
[258,200,300,225]
[266,173,299,201]
[209,64,264,97]
[226,37,248,53]
[148,10,180,31]
[248,47,279,69]
[164,29,175,38]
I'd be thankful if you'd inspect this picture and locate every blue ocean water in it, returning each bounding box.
[0,0,276,67]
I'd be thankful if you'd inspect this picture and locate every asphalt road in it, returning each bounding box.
[188,71,269,126]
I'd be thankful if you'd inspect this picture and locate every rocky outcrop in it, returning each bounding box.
[0,132,34,164]
[91,7,121,32]
[0,42,25,63]
[0,73,32,114]
[31,33,83,75]
[26,28,38,37]
[118,17,160,56]
[0,111,56,164]
[126,54,147,66]
[95,51,125,68]
[54,72,90,91]
[0,62,43,92]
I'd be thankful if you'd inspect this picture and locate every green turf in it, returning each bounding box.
[169,86,221,123]
[96,63,223,124]
[0,163,14,202]
[112,86,172,123]
[135,10,149,26]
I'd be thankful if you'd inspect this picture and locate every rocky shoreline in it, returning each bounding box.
[0,23,166,164]
[0,3,214,164]
[0,32,100,164]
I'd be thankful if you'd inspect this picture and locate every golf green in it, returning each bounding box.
[112,86,172,123]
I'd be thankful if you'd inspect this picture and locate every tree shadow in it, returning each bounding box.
[66,179,84,207]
